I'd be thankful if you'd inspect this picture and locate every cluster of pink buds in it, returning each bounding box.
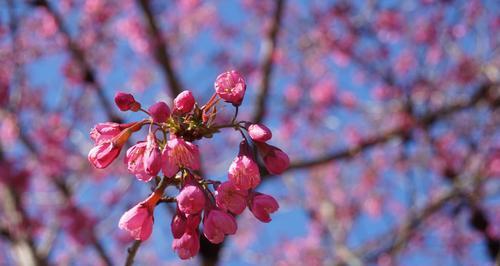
[88,71,289,259]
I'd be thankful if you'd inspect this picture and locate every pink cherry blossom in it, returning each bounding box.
[203,209,237,244]
[228,155,261,190]
[90,122,121,144]
[215,181,248,215]
[214,70,246,106]
[248,123,272,142]
[172,231,200,260]
[174,90,195,114]
[118,202,154,241]
[88,141,121,169]
[143,133,162,176]
[257,143,290,175]
[177,185,206,214]
[249,193,279,223]
[161,136,201,177]
[148,101,170,123]
[125,142,153,182]
[171,212,187,239]
[114,91,140,111]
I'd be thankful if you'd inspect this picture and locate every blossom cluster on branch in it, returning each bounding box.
[87,70,289,259]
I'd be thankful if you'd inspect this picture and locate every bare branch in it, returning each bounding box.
[252,0,286,123]
[125,240,142,266]
[33,0,121,123]
[283,82,498,172]
[136,0,183,97]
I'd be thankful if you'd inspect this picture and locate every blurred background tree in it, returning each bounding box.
[0,0,498,265]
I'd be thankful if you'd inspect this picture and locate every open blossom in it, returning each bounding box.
[214,70,246,106]
[143,133,162,176]
[215,181,248,215]
[172,230,200,260]
[90,122,121,144]
[148,101,170,123]
[177,185,206,214]
[125,142,152,182]
[118,197,157,240]
[162,136,200,177]
[249,193,279,223]
[174,90,195,114]
[114,91,140,111]
[248,123,272,142]
[203,209,237,244]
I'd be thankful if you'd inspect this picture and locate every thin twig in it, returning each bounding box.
[125,240,142,266]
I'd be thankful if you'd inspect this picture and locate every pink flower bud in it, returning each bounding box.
[143,133,162,176]
[88,141,121,169]
[125,142,153,182]
[249,193,279,223]
[171,212,187,239]
[228,155,260,190]
[90,122,121,144]
[214,70,246,106]
[118,203,154,241]
[148,101,170,123]
[174,90,195,114]
[248,123,272,142]
[162,136,200,177]
[257,143,290,175]
[114,91,140,111]
[177,185,206,214]
[172,231,200,260]
[88,127,132,169]
[215,181,248,215]
[203,209,237,244]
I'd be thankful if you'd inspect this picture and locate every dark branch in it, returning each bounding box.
[284,82,498,172]
[252,0,286,124]
[33,0,121,123]
[137,0,183,97]
[125,240,142,266]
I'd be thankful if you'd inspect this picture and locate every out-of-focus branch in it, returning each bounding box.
[125,240,141,266]
[10,116,114,266]
[284,82,498,172]
[136,0,183,97]
[30,0,121,123]
[252,0,286,124]
[360,188,461,262]
[0,144,47,266]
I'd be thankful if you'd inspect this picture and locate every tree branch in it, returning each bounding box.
[32,0,121,123]
[136,0,183,97]
[125,240,141,266]
[252,0,286,124]
[283,82,498,172]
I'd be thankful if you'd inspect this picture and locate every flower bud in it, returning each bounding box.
[143,133,162,176]
[214,70,246,106]
[257,143,290,175]
[118,203,153,240]
[125,142,152,182]
[172,231,200,260]
[177,185,206,214]
[114,92,140,111]
[174,90,195,114]
[148,101,170,123]
[215,181,248,215]
[248,123,272,142]
[249,193,279,223]
[203,209,237,244]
